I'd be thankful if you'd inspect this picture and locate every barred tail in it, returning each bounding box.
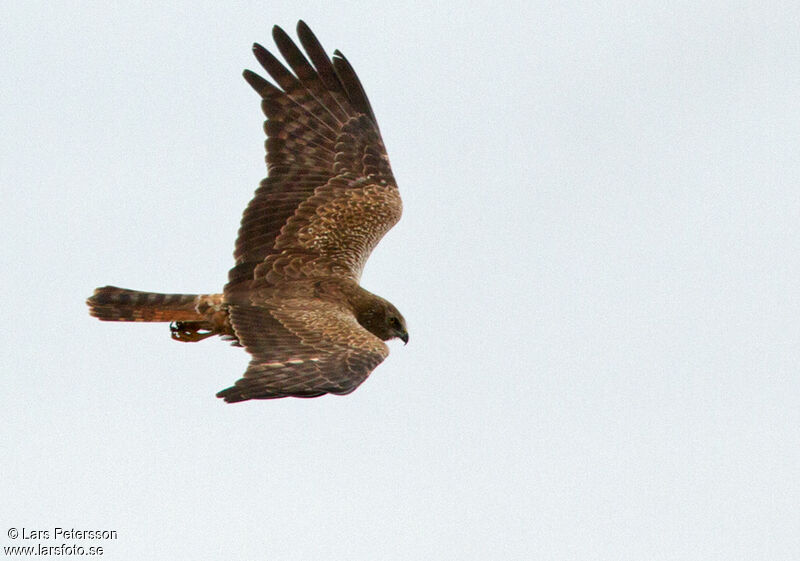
[87,286,204,322]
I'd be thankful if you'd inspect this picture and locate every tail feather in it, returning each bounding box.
[87,286,203,322]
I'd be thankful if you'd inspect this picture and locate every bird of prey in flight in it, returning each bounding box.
[87,21,408,402]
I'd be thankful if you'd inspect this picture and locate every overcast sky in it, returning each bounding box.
[2,2,799,560]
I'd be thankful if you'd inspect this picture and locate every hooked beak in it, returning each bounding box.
[399,331,409,345]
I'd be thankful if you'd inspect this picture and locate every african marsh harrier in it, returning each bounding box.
[87,21,408,402]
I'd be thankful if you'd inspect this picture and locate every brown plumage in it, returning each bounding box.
[86,21,408,402]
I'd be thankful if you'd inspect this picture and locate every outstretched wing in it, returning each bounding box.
[216,301,389,401]
[225,21,401,293]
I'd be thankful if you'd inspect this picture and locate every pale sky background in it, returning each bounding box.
[2,2,799,560]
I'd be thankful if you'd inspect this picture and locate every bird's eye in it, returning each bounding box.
[389,317,400,327]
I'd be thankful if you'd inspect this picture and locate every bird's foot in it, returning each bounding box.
[170,321,216,342]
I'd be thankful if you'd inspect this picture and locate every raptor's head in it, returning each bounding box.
[358,297,409,345]
[383,302,409,345]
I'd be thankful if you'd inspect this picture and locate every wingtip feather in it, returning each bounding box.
[242,69,272,95]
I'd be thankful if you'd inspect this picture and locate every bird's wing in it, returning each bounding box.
[217,299,389,401]
[226,21,401,293]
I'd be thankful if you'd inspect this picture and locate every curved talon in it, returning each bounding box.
[170,321,215,342]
